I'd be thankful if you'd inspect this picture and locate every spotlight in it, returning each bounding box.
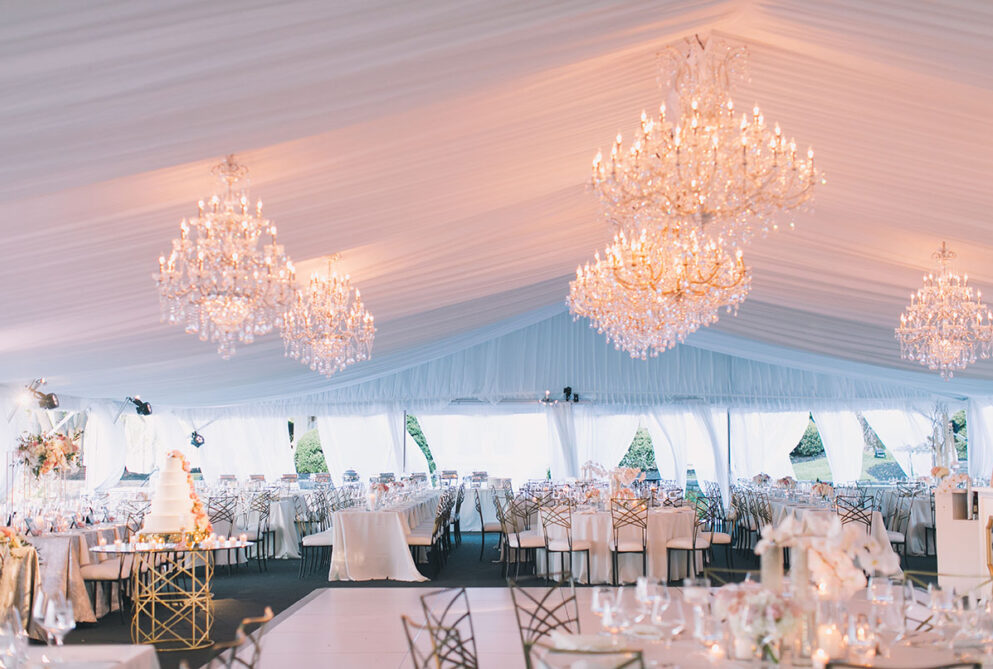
[25,379,59,410]
[190,431,205,448]
[127,396,152,416]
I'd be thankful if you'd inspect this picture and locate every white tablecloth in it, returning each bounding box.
[32,644,160,669]
[770,501,898,561]
[875,489,932,555]
[536,507,699,584]
[461,487,499,532]
[328,493,439,582]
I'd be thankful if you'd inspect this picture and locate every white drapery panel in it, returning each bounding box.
[548,404,579,479]
[573,409,641,474]
[124,414,202,474]
[417,412,552,486]
[690,406,730,507]
[197,417,293,482]
[0,400,34,498]
[402,431,431,475]
[82,405,127,491]
[862,408,934,479]
[968,398,993,480]
[811,411,865,483]
[316,414,404,483]
[642,409,691,490]
[729,410,810,480]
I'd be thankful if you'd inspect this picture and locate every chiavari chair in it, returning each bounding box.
[475,488,502,561]
[608,497,649,585]
[539,503,591,584]
[419,588,478,667]
[508,579,580,669]
[665,495,712,581]
[198,607,274,669]
[836,496,872,534]
[402,615,477,669]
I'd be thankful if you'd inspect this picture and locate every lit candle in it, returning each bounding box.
[812,648,830,669]
[114,538,122,547]
[816,624,844,658]
[238,533,247,543]
[98,536,107,546]
[708,644,725,663]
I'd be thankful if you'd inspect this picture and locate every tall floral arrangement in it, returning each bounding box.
[16,430,82,478]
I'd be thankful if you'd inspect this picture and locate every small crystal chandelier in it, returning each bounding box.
[568,228,750,358]
[895,242,993,380]
[281,255,375,377]
[156,156,296,358]
[590,36,822,243]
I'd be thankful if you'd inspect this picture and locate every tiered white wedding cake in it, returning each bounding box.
[141,451,197,535]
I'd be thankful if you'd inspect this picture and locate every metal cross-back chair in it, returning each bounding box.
[836,496,873,534]
[700,494,733,568]
[401,615,477,669]
[452,484,466,546]
[539,503,592,584]
[887,490,915,566]
[609,497,649,586]
[419,588,478,668]
[661,487,684,508]
[499,497,544,578]
[532,644,645,669]
[208,494,240,574]
[475,488,502,561]
[199,606,274,669]
[508,579,581,669]
[246,491,273,572]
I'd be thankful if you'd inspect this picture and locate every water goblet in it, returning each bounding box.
[651,599,685,649]
[591,586,618,622]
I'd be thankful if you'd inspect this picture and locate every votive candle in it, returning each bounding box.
[812,648,829,669]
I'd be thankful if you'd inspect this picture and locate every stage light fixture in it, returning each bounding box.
[190,431,205,448]
[25,379,59,410]
[127,396,152,416]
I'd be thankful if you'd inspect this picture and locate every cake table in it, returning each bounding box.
[94,540,253,651]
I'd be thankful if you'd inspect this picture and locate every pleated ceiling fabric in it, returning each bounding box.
[1,1,992,410]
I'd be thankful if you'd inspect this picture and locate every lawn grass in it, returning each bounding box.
[791,447,906,483]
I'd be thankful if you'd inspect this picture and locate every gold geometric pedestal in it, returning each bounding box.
[131,549,213,651]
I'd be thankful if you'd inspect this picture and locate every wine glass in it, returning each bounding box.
[591,586,618,621]
[634,577,666,622]
[33,591,75,653]
[652,598,685,649]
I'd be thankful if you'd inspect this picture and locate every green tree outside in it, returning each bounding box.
[294,428,327,474]
[406,415,436,473]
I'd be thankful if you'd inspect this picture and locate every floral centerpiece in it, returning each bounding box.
[936,472,969,494]
[609,467,644,498]
[0,526,28,549]
[775,476,796,490]
[811,481,834,499]
[16,430,81,478]
[752,473,771,486]
[715,581,800,662]
[170,450,212,540]
[580,461,608,481]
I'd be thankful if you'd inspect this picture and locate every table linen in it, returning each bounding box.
[28,644,160,669]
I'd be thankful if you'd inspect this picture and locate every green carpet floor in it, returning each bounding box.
[56,533,938,669]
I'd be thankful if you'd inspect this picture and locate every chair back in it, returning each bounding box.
[508,580,580,669]
[419,588,477,667]
[610,498,648,550]
[203,607,274,668]
[208,495,237,524]
[836,496,872,533]
[540,504,576,549]
[401,615,477,668]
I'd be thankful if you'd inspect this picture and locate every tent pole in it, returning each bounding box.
[726,408,732,504]
[402,410,407,473]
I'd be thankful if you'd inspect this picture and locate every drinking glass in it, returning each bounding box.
[33,590,75,660]
[591,586,618,621]
[634,577,666,623]
[651,599,685,649]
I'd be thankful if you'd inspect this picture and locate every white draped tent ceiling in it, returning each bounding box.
[3,0,993,410]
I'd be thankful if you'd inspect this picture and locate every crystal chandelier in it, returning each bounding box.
[895,242,993,380]
[281,255,375,377]
[156,156,296,358]
[590,36,822,243]
[567,227,750,358]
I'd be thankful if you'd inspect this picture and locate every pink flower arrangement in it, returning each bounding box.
[930,465,950,479]
[0,526,25,548]
[16,430,82,478]
[752,473,771,486]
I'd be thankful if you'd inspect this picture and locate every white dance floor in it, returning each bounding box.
[254,586,961,669]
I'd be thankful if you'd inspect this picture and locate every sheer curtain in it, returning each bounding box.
[968,398,993,480]
[729,410,809,479]
[548,403,579,479]
[198,417,293,482]
[316,414,404,482]
[691,406,730,506]
[862,408,933,479]
[573,409,641,472]
[417,412,552,486]
[642,409,691,489]
[83,405,127,491]
[811,410,864,483]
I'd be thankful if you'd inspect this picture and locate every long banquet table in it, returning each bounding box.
[253,587,967,669]
[536,506,700,584]
[33,644,160,669]
[328,492,440,582]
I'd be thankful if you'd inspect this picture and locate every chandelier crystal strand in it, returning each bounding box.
[895,242,993,380]
[567,228,750,358]
[155,156,296,358]
[281,255,375,377]
[590,37,822,243]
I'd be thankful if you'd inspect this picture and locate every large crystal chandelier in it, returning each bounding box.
[156,156,296,358]
[567,227,750,358]
[895,242,993,380]
[281,255,375,377]
[590,36,822,243]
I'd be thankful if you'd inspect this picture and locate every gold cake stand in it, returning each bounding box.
[93,539,253,651]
